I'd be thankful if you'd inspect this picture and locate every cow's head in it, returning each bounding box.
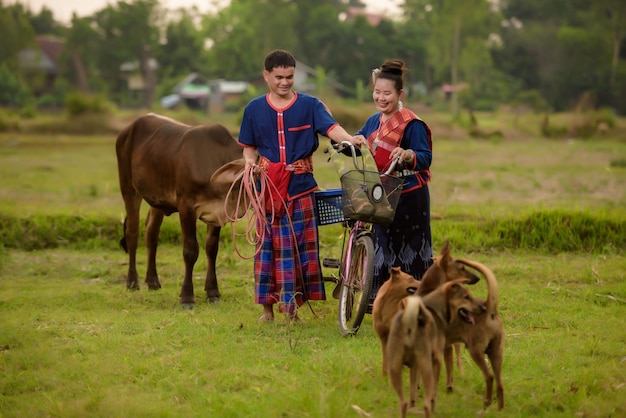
[207,158,247,226]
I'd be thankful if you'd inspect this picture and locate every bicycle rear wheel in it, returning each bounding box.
[337,234,375,336]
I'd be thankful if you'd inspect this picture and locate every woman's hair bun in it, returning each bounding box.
[380,59,405,76]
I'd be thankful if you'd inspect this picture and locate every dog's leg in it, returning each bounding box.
[488,337,505,409]
[418,356,434,418]
[454,343,463,373]
[380,337,388,377]
[469,348,495,408]
[444,345,455,392]
[388,361,408,418]
[409,365,418,408]
[387,332,408,418]
[431,351,442,414]
[493,357,504,410]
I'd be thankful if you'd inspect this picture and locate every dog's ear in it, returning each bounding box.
[463,267,481,285]
[437,241,452,268]
[389,266,401,281]
[440,240,450,257]
[454,258,482,285]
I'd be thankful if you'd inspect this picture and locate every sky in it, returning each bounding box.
[12,0,402,24]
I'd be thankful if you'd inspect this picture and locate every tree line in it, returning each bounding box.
[1,0,625,115]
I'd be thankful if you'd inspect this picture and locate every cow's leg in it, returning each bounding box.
[123,194,143,290]
[179,208,199,307]
[204,224,222,303]
[145,207,164,290]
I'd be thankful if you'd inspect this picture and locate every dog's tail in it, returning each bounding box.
[401,295,430,344]
[456,258,498,312]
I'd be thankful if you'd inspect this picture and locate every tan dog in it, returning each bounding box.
[372,267,420,376]
[386,295,436,418]
[386,280,486,418]
[449,258,505,410]
[417,241,481,391]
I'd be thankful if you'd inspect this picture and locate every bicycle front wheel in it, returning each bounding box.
[338,234,375,336]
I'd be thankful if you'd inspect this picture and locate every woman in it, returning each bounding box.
[354,59,434,298]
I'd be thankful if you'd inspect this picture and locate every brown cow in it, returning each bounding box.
[116,113,246,307]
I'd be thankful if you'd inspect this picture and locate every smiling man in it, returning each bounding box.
[238,49,361,323]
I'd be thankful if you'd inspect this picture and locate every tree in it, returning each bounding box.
[59,15,101,93]
[202,0,297,80]
[587,0,626,102]
[157,9,208,81]
[92,0,161,107]
[0,3,37,72]
[411,0,498,116]
[27,5,63,36]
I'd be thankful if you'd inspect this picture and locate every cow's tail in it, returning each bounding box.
[119,216,128,253]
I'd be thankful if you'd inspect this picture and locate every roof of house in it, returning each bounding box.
[209,79,249,94]
[173,73,211,98]
[119,58,159,72]
[37,36,63,65]
[18,36,64,73]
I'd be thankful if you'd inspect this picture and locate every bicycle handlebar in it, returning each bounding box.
[333,141,400,176]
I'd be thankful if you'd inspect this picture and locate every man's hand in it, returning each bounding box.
[351,135,366,146]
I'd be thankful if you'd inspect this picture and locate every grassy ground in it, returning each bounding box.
[1,247,625,417]
[0,121,625,417]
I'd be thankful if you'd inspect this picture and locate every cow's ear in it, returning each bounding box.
[211,159,245,184]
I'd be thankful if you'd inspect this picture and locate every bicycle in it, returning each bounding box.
[315,141,402,336]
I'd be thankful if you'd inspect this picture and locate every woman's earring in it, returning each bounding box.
[398,100,403,111]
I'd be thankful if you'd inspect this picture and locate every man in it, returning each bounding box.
[238,49,361,322]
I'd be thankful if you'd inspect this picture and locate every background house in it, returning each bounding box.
[18,36,63,96]
[160,73,249,112]
[208,79,249,112]
[119,57,159,107]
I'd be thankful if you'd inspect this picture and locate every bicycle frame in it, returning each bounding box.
[340,220,370,286]
[323,141,400,335]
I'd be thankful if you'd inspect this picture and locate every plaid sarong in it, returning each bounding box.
[254,193,325,313]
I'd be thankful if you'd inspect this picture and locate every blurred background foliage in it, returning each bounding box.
[0,0,624,124]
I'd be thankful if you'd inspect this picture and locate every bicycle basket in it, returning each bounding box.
[314,188,346,225]
[340,169,403,225]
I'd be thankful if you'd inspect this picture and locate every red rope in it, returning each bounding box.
[223,164,291,259]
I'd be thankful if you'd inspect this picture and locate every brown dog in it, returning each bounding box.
[386,280,486,418]
[449,258,505,409]
[372,266,420,376]
[417,240,481,391]
[417,241,481,296]
[386,295,436,418]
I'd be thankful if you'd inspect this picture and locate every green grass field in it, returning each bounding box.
[0,126,625,417]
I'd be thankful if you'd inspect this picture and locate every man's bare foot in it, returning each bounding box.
[287,312,302,323]
[259,304,274,323]
[258,314,274,323]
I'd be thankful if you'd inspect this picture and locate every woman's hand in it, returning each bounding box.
[390,147,414,163]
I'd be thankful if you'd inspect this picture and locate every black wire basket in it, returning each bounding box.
[340,169,403,225]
